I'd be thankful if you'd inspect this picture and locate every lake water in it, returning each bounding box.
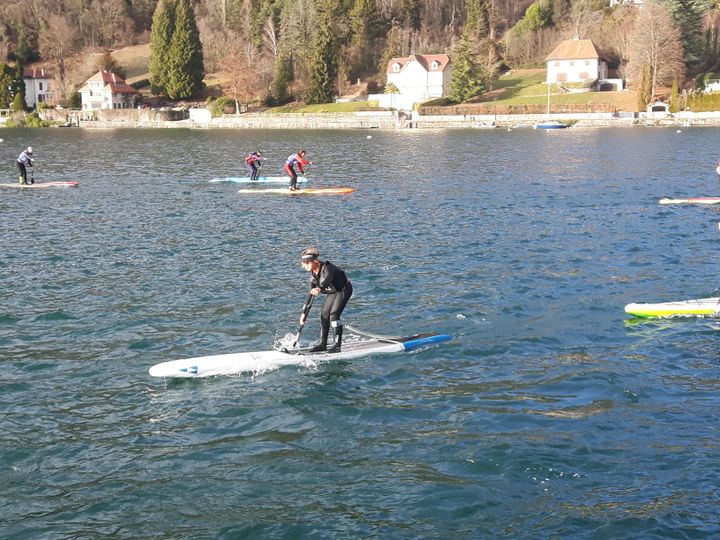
[2,126,720,538]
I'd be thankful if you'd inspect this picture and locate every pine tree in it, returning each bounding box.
[465,0,491,40]
[166,0,205,99]
[401,0,421,31]
[149,0,174,95]
[94,51,127,80]
[637,63,652,110]
[448,33,484,103]
[12,62,25,109]
[346,0,383,80]
[0,64,14,109]
[271,52,294,104]
[378,20,404,76]
[12,92,25,112]
[305,0,339,104]
[663,0,709,65]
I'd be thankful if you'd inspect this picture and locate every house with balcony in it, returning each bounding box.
[79,70,138,110]
[369,54,452,111]
[545,37,622,91]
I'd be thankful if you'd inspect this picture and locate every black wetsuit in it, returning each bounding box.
[307,260,352,345]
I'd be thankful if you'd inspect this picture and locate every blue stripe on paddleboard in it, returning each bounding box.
[402,334,452,351]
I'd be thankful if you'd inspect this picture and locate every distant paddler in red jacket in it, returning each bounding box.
[245,150,265,181]
[284,149,311,191]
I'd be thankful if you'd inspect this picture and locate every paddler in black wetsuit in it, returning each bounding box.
[299,247,352,353]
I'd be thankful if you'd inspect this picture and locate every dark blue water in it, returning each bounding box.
[2,127,720,538]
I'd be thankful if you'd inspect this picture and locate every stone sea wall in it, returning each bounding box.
[33,108,720,130]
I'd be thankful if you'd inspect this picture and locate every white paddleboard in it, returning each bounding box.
[0,181,79,189]
[659,197,720,205]
[149,333,451,378]
[625,297,720,318]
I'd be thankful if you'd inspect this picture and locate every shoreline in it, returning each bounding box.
[7,109,720,130]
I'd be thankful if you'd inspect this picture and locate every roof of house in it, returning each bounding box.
[546,38,600,61]
[79,70,138,94]
[24,67,52,79]
[387,54,451,74]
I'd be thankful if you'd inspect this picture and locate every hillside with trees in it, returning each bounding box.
[1,0,719,110]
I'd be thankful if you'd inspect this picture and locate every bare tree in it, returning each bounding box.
[263,16,278,60]
[592,6,638,79]
[568,0,603,39]
[224,32,263,112]
[38,14,76,102]
[627,0,685,99]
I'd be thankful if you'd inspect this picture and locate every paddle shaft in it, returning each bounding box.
[292,294,315,347]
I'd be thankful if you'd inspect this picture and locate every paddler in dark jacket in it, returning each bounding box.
[299,247,352,353]
[16,146,34,185]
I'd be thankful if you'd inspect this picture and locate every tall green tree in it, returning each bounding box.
[378,20,404,76]
[12,92,25,112]
[94,51,127,79]
[401,0,421,31]
[149,0,175,95]
[346,0,383,80]
[305,0,339,104]
[270,51,294,104]
[0,64,14,109]
[12,61,25,107]
[637,63,652,110]
[448,33,484,103]
[661,0,711,65]
[166,0,205,99]
[465,0,491,39]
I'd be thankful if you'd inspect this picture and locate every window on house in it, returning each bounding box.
[39,82,43,91]
[431,61,439,70]
[585,60,590,66]
[392,63,400,72]
[569,61,574,66]
[555,61,560,67]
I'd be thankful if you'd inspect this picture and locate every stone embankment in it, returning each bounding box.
[32,107,720,130]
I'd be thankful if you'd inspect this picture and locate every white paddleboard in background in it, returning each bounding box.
[149,333,452,378]
[625,297,720,318]
[659,197,720,205]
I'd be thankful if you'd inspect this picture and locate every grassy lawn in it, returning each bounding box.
[480,68,637,111]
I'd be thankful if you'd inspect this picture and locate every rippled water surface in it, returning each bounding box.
[2,126,720,538]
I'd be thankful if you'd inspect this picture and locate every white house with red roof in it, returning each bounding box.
[369,54,452,111]
[545,36,623,91]
[79,70,138,110]
[546,37,607,84]
[24,67,53,109]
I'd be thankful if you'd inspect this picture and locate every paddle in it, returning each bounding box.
[292,294,315,348]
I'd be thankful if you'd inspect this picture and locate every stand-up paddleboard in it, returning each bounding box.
[659,197,720,205]
[0,181,79,189]
[238,187,355,195]
[149,332,452,378]
[625,297,720,318]
[210,176,307,184]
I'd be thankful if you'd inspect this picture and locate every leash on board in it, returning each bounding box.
[344,323,403,341]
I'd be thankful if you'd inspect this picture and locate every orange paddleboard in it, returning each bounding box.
[238,187,355,195]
